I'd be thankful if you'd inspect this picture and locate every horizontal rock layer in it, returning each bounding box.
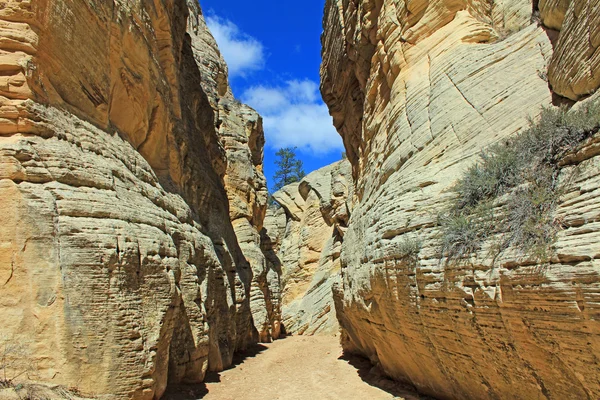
[187,1,281,343]
[321,0,600,399]
[0,0,270,398]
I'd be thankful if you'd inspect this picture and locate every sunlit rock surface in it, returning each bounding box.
[321,0,600,398]
[263,160,353,335]
[0,0,273,398]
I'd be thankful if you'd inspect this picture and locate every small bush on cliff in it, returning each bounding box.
[395,236,422,266]
[453,148,522,210]
[439,201,495,260]
[504,172,562,259]
[440,102,600,263]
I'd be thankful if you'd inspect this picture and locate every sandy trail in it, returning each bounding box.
[164,335,427,400]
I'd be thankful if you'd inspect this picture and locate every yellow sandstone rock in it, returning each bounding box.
[321,0,600,398]
[0,0,273,398]
[547,0,600,100]
[265,160,353,335]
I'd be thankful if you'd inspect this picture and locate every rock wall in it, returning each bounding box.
[263,160,352,335]
[185,0,281,343]
[322,0,600,399]
[0,0,272,398]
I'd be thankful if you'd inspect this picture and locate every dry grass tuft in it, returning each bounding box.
[440,102,600,263]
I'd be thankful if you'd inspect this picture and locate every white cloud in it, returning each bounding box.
[206,16,265,77]
[242,80,344,154]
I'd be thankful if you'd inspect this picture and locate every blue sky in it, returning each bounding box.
[199,0,345,192]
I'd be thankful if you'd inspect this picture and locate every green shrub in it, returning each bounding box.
[440,102,600,263]
[440,201,494,261]
[395,236,422,266]
[504,183,558,259]
[520,107,590,165]
[453,145,522,209]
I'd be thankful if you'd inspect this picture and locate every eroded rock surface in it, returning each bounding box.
[546,0,600,100]
[321,0,600,399]
[263,160,353,335]
[186,0,281,343]
[0,0,272,398]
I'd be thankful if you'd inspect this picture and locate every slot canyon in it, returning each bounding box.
[0,0,599,399]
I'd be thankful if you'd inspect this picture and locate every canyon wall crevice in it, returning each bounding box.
[186,0,281,344]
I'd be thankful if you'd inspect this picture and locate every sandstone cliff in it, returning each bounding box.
[186,0,281,343]
[321,0,600,399]
[0,0,273,398]
[263,160,352,335]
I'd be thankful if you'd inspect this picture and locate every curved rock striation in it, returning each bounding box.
[545,0,600,101]
[0,0,272,398]
[186,0,281,343]
[321,0,600,399]
[264,160,353,335]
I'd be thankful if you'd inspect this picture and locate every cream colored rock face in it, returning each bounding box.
[265,160,353,335]
[0,0,271,398]
[322,0,600,398]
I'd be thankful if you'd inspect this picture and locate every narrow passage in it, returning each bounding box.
[166,335,427,400]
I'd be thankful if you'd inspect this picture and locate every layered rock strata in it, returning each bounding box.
[322,0,600,399]
[0,0,272,398]
[545,0,600,100]
[263,160,352,335]
[186,0,281,343]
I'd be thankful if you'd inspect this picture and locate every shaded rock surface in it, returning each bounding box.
[0,0,274,398]
[321,0,600,399]
[186,0,281,343]
[263,160,353,335]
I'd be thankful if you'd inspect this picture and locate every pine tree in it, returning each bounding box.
[272,147,306,191]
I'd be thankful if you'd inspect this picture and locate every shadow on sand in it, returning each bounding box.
[338,353,434,400]
[162,341,271,399]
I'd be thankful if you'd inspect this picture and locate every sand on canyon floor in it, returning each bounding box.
[164,334,428,400]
